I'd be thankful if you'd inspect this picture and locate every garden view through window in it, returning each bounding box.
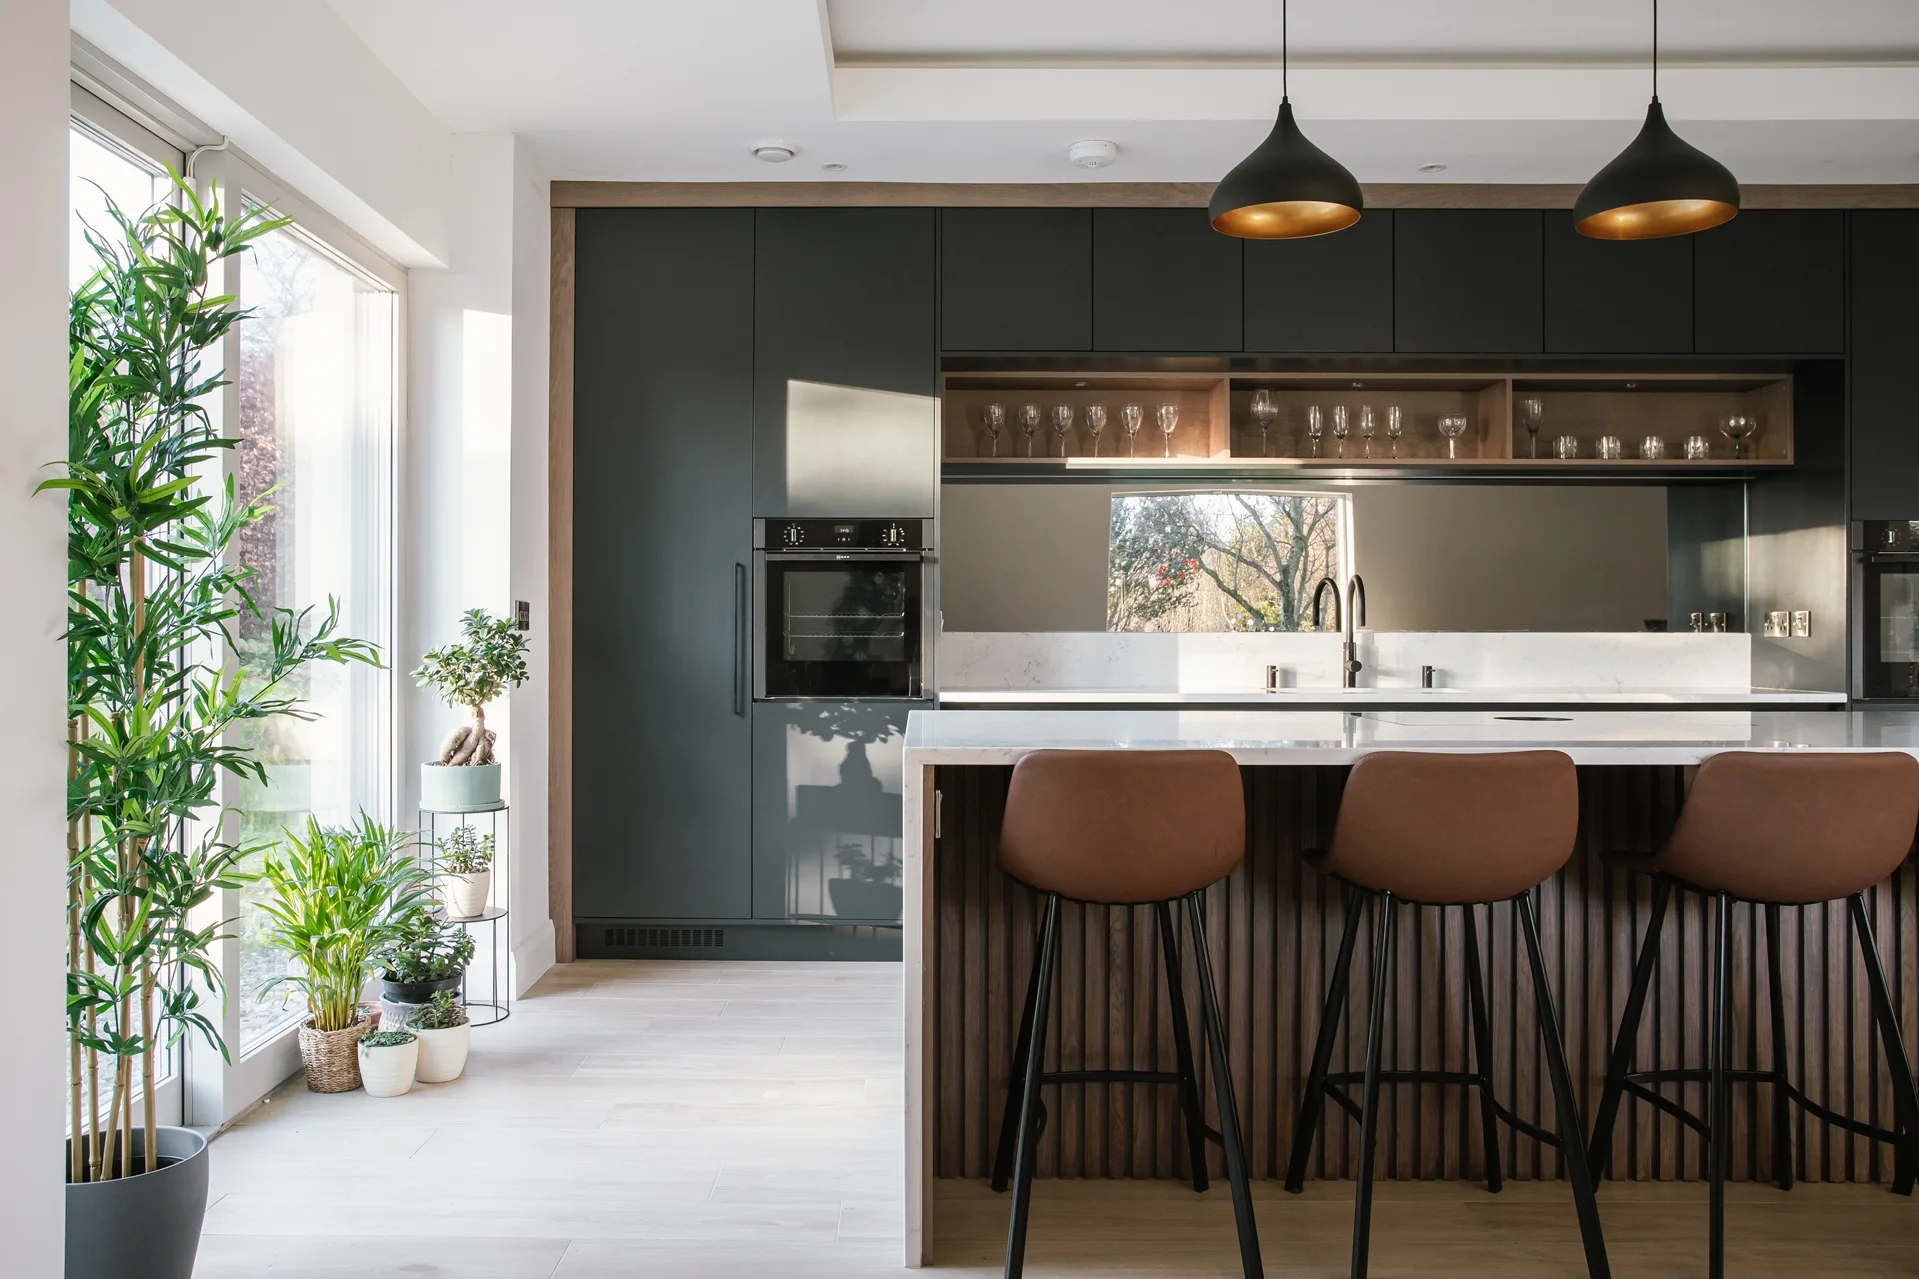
[1108,491,1351,632]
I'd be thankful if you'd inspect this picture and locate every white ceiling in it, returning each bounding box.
[324,0,1919,185]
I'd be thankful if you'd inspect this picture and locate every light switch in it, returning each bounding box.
[1791,610,1811,638]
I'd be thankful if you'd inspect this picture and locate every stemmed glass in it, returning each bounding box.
[1385,405,1404,458]
[1719,412,1761,459]
[1438,414,1470,459]
[1358,405,1377,458]
[1250,389,1279,458]
[1084,404,1108,457]
[981,403,1005,458]
[1157,403,1180,458]
[1017,403,1041,457]
[1304,405,1324,458]
[1330,405,1350,458]
[1518,397,1545,458]
[1120,403,1144,456]
[1049,404,1075,458]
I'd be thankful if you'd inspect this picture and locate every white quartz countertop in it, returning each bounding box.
[937,687,1847,707]
[903,709,1919,767]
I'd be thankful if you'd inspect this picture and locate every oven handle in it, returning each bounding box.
[761,551,932,563]
[733,562,747,717]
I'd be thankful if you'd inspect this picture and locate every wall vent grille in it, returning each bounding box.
[602,927,726,950]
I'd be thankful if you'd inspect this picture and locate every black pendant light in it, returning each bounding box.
[1210,0,1361,239]
[1574,0,1739,239]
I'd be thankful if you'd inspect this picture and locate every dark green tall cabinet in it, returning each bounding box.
[572,209,755,921]
[1850,211,1919,519]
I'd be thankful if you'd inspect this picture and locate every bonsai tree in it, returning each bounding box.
[374,908,477,985]
[52,176,379,1183]
[439,825,494,875]
[413,608,529,767]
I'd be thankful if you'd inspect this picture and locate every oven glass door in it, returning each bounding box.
[761,555,923,698]
[1862,558,1919,698]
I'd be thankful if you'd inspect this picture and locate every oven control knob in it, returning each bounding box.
[781,523,805,547]
[881,522,907,547]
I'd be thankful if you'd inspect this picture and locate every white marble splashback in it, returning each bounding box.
[939,631,1753,694]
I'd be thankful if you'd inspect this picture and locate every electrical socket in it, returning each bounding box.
[1762,611,1789,637]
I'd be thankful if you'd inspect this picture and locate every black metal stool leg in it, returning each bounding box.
[1351,890,1396,1279]
[991,909,1049,1193]
[1186,892,1263,1279]
[1518,890,1612,1279]
[1764,903,1795,1191]
[1588,875,1673,1180]
[1461,902,1504,1194]
[1004,893,1060,1279]
[1708,890,1731,1279]
[1849,892,1919,1198]
[1285,885,1366,1193]
[1156,900,1210,1194]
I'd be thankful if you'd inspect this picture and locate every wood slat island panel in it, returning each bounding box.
[928,763,1919,1185]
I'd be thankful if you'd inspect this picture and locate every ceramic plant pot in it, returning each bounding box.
[441,868,491,918]
[65,1126,210,1279]
[420,761,500,812]
[358,1035,420,1097]
[297,1017,370,1093]
[379,972,462,1006]
[412,1022,472,1083]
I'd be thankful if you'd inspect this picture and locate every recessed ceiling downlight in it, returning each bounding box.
[1418,163,1448,174]
[753,143,797,164]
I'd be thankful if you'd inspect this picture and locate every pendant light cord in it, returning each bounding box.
[1652,0,1659,100]
[1282,0,1289,103]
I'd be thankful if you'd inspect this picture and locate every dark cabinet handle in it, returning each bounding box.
[733,562,747,716]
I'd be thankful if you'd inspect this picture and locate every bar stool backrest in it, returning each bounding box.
[1657,751,1919,904]
[998,749,1245,904]
[1320,750,1579,904]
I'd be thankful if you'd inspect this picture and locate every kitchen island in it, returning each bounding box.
[899,709,1919,1265]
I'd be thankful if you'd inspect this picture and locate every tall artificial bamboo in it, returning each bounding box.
[52,175,379,1180]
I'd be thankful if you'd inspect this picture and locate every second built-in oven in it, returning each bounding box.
[1857,519,1919,700]
[753,518,934,700]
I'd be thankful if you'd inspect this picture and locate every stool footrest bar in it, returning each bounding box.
[1624,1068,1906,1146]
[1040,1069,1186,1087]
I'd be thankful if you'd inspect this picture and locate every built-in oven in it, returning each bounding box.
[753,517,935,701]
[1855,520,1919,699]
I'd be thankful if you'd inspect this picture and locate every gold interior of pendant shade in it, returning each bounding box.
[1211,200,1361,239]
[1574,198,1738,240]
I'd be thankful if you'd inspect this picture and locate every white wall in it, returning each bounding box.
[1,0,77,1272]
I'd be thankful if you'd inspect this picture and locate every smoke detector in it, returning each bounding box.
[753,142,797,164]
[1068,139,1119,169]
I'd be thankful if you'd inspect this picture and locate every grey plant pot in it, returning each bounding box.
[66,1125,209,1279]
[420,761,501,812]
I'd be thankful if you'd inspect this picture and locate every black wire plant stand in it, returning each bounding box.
[419,801,511,1026]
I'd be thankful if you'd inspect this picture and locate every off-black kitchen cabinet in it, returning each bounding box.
[754,208,938,514]
[1092,208,1243,352]
[940,207,1091,352]
[1244,210,1394,352]
[573,208,755,921]
[1694,210,1844,355]
[1543,211,1693,354]
[1395,210,1543,354]
[1850,211,1919,518]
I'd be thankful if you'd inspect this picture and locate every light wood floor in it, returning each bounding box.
[194,959,1919,1277]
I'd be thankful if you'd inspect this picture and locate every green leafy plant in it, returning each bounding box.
[359,1030,417,1049]
[252,816,432,1033]
[412,608,529,766]
[438,825,493,875]
[405,988,470,1031]
[374,909,476,984]
[53,175,380,1184]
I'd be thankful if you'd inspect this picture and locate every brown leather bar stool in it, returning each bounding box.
[990,748,1260,1279]
[1586,751,1919,1279]
[1284,750,1610,1279]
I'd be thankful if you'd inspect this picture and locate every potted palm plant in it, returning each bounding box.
[437,824,494,918]
[405,989,472,1083]
[52,176,380,1279]
[253,817,433,1093]
[413,608,529,811]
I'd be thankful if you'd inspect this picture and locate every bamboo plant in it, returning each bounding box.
[51,176,379,1183]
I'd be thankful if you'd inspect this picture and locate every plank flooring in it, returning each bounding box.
[194,960,1919,1277]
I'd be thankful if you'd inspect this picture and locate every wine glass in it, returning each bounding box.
[1385,405,1404,458]
[1719,412,1761,459]
[1017,403,1041,457]
[1049,404,1075,457]
[1438,413,1470,459]
[1358,405,1377,458]
[980,403,1005,458]
[1518,397,1545,458]
[1304,405,1324,458]
[1084,404,1108,457]
[1120,403,1143,456]
[1156,403,1180,458]
[1250,389,1279,458]
[1330,405,1350,458]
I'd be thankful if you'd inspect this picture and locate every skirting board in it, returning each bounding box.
[576,921,904,961]
[512,917,557,998]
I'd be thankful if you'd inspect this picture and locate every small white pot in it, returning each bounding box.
[412,1022,472,1083]
[358,1036,419,1098]
[441,869,491,919]
[420,761,501,813]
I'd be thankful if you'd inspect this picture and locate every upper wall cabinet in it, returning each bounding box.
[1092,208,1243,352]
[1394,210,1543,353]
[1543,211,1693,354]
[1850,211,1919,519]
[754,208,937,514]
[1244,211,1394,353]
[1693,210,1844,355]
[940,208,1091,352]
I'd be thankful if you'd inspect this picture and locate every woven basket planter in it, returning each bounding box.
[298,1017,371,1093]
